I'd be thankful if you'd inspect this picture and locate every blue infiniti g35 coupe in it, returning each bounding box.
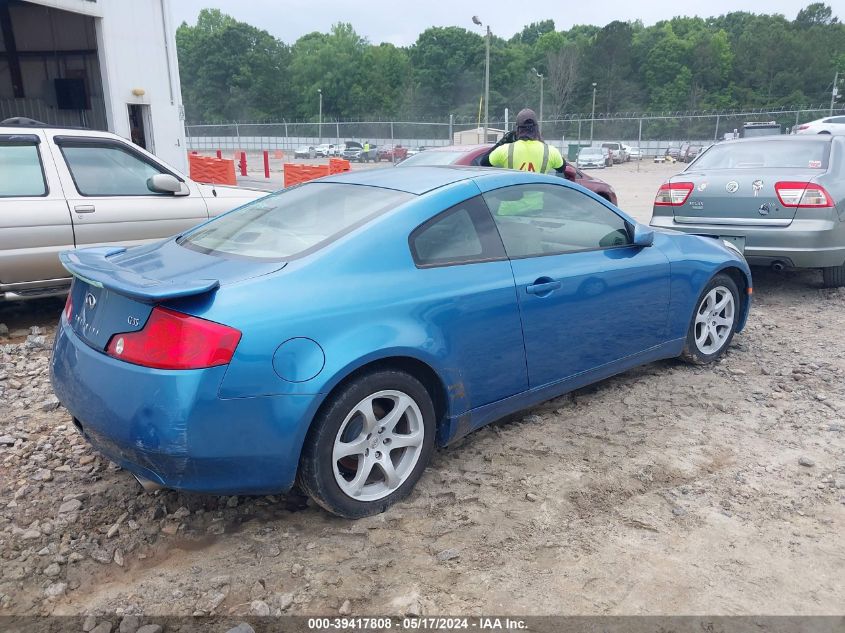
[51,166,752,518]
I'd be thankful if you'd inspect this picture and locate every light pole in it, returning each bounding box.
[472,15,490,143]
[590,82,597,142]
[317,88,322,144]
[532,67,544,127]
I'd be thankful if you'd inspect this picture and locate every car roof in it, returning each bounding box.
[0,125,120,139]
[321,165,501,195]
[723,135,832,145]
[423,144,493,152]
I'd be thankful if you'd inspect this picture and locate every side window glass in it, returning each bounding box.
[410,195,505,267]
[60,144,165,196]
[483,184,631,259]
[0,142,47,197]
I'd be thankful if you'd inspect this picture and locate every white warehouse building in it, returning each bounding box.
[0,0,188,170]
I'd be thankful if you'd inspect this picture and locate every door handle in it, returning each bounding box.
[526,279,561,295]
[74,204,95,214]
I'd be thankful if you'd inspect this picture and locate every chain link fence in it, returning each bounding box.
[185,106,845,158]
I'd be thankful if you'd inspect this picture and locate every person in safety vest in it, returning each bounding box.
[481,108,566,174]
[363,141,371,162]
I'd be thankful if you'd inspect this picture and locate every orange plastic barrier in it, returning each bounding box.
[188,153,237,186]
[283,164,330,187]
[328,158,351,174]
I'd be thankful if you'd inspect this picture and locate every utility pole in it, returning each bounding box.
[472,16,490,142]
[532,68,544,127]
[317,88,322,144]
[831,70,839,116]
[590,83,597,143]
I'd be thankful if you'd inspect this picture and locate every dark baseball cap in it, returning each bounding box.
[516,109,538,127]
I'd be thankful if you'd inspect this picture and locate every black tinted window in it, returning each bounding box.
[0,142,46,197]
[483,184,630,258]
[410,196,505,267]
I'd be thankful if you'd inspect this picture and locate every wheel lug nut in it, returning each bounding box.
[375,451,382,459]
[383,438,391,445]
[378,427,384,434]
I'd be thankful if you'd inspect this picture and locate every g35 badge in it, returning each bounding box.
[726,181,739,193]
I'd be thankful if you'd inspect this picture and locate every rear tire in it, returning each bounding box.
[681,274,740,365]
[298,370,435,518]
[822,264,845,288]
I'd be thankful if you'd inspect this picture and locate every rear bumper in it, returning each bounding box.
[50,318,318,495]
[650,215,845,269]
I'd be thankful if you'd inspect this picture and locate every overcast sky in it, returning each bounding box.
[169,0,826,45]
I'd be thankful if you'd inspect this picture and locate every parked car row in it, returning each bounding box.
[294,142,429,163]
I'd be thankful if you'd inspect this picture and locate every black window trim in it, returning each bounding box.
[53,135,183,198]
[482,182,635,261]
[0,135,49,198]
[409,195,507,269]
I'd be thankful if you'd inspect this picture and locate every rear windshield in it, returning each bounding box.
[179,183,413,261]
[691,140,829,170]
[398,151,468,167]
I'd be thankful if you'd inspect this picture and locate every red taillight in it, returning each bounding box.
[774,181,834,208]
[64,294,73,322]
[796,124,810,131]
[654,182,694,206]
[106,306,241,370]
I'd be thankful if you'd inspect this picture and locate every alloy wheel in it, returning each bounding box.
[332,390,425,502]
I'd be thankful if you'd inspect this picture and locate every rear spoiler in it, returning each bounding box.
[59,247,219,302]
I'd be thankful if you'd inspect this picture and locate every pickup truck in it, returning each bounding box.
[0,121,267,301]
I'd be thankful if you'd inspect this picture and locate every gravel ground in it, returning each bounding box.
[1,164,843,623]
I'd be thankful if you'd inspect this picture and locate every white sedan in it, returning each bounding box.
[623,144,642,160]
[794,116,845,135]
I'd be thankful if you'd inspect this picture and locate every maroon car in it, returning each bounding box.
[377,145,408,162]
[396,144,618,205]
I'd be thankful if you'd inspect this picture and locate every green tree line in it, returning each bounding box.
[175,3,845,123]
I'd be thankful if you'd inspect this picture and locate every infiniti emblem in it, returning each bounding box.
[85,293,97,309]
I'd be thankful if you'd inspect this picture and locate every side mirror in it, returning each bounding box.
[563,164,577,182]
[147,173,183,194]
[632,224,655,247]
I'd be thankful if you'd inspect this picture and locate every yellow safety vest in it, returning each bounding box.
[488,139,563,173]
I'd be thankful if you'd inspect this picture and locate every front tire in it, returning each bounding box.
[681,274,740,364]
[822,264,845,288]
[298,370,436,518]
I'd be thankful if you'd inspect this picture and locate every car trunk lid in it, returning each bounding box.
[61,240,284,352]
[670,171,822,227]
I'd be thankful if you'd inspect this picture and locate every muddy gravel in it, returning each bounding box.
[1,200,844,621]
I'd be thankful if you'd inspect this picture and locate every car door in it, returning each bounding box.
[47,135,209,250]
[409,195,528,409]
[482,182,671,388]
[0,131,74,287]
